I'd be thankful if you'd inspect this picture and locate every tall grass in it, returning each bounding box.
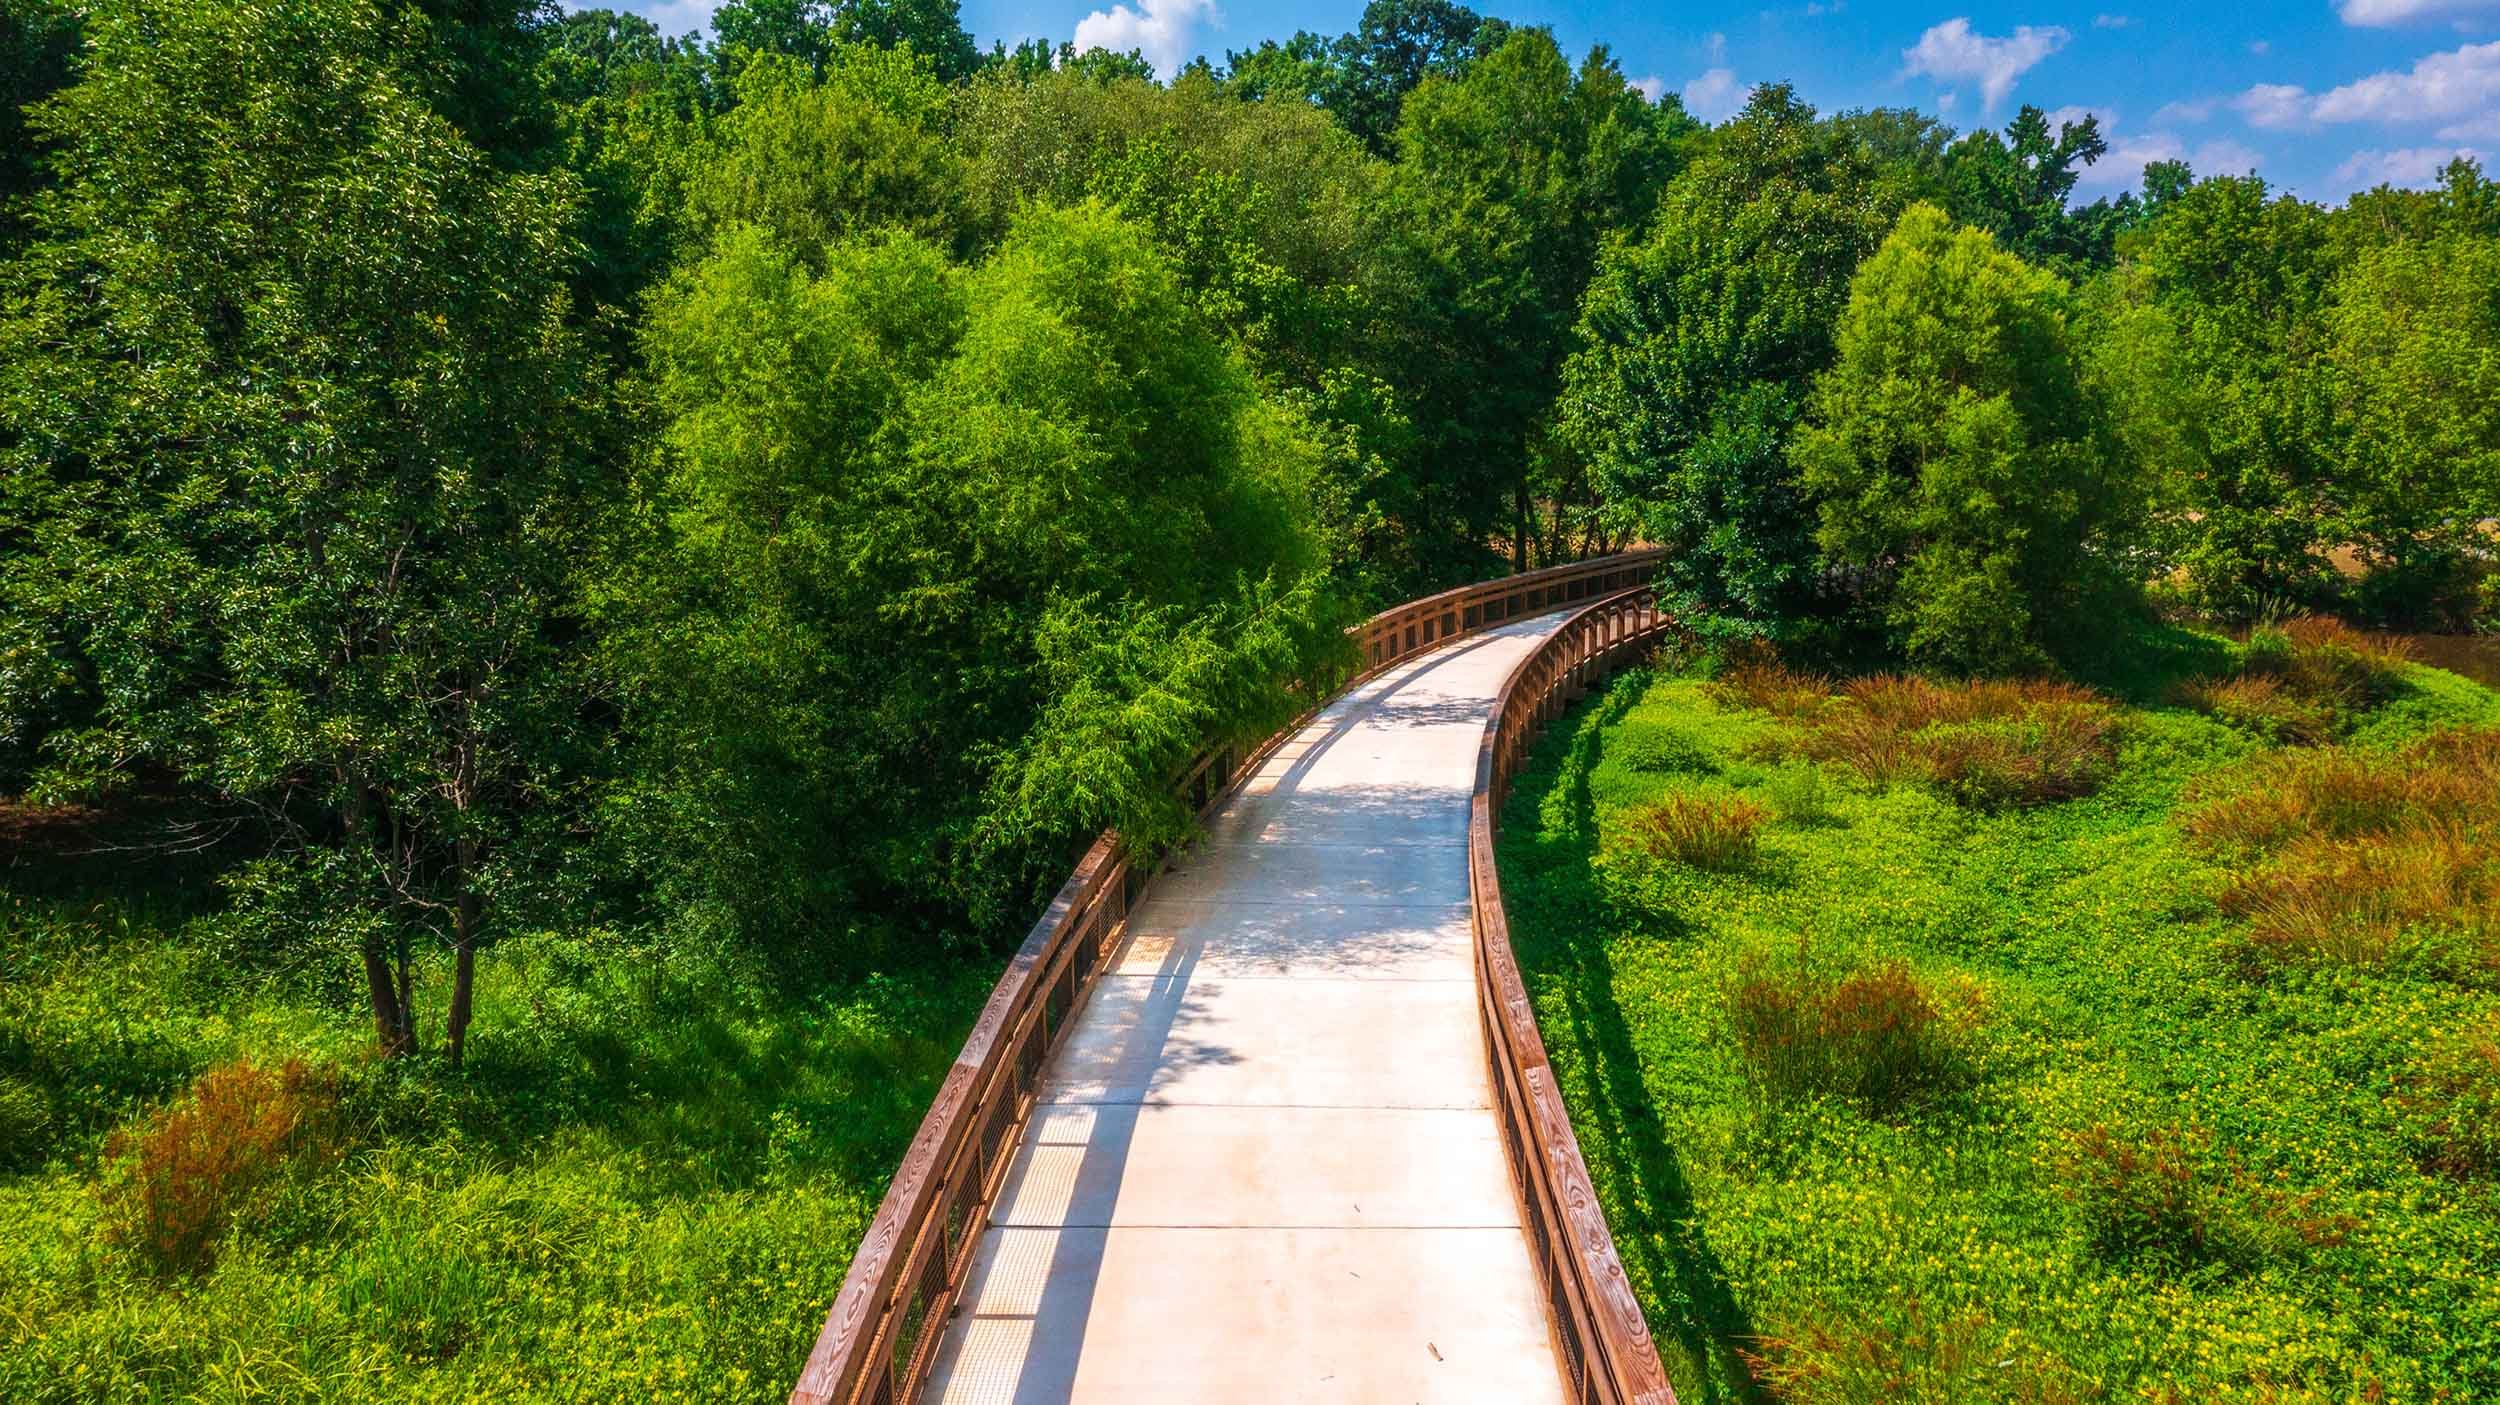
[2175,616,2413,743]
[2189,727,2500,981]
[1724,946,1962,1111]
[1611,793,1769,870]
[1740,674,2122,809]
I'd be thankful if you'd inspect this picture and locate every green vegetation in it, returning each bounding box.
[0,827,987,1399]
[1501,640,2500,1401]
[1,0,2495,1395]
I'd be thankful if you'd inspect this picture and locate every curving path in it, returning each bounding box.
[919,612,1576,1403]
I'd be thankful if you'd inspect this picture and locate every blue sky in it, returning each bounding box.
[608,0,2500,201]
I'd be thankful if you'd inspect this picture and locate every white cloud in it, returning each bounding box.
[1901,18,2071,113]
[596,0,723,35]
[1685,68,1746,122]
[2092,13,2134,28]
[2042,103,2118,138]
[2312,39,2500,123]
[2335,0,2500,27]
[1071,0,1215,78]
[2152,97,2217,124]
[2334,145,2491,185]
[2234,82,2315,129]
[2232,39,2500,139]
[2248,39,2271,56]
[1631,75,1666,102]
[2075,130,2264,190]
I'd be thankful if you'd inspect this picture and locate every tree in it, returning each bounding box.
[1940,104,2115,273]
[710,0,977,84]
[1389,29,1685,573]
[1561,84,1909,638]
[1792,204,2130,673]
[0,0,79,252]
[1222,0,1508,155]
[619,204,1339,953]
[684,46,967,262]
[2098,174,2338,619]
[2324,231,2500,626]
[0,0,604,1064]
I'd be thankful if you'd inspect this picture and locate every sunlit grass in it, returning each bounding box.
[1499,632,2500,1403]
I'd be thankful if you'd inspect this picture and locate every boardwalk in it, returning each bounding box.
[920,613,1575,1403]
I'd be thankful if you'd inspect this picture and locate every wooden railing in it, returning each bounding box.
[788,551,1670,1405]
[1473,584,1681,1405]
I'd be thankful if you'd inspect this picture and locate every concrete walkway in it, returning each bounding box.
[923,615,1571,1404]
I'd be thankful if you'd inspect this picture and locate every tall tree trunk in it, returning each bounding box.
[362,941,411,1057]
[443,840,481,1067]
[1512,479,1530,571]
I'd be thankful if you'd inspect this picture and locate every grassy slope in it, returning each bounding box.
[0,840,989,1402]
[1499,641,2500,1404]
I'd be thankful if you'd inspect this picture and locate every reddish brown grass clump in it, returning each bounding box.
[1786,675,2121,809]
[1613,793,1770,870]
[1705,657,1832,720]
[1743,1301,2089,1405]
[101,1056,340,1274]
[1725,947,1958,1110]
[2187,727,2500,982]
[2063,1123,2359,1270]
[2176,616,2413,742]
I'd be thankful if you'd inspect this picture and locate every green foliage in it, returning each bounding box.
[620,202,1339,948]
[1724,944,1963,1112]
[2322,231,2500,628]
[1224,0,1515,155]
[0,0,607,1062]
[685,46,967,260]
[1499,658,2500,1399]
[1562,85,1910,637]
[0,0,78,249]
[1939,104,2127,274]
[1390,27,1689,571]
[0,860,990,1400]
[2095,174,2340,621]
[1794,204,2133,673]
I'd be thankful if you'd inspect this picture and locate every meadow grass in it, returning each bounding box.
[0,834,989,1402]
[1499,628,2500,1404]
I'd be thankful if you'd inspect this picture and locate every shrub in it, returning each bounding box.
[2400,1017,2500,1179]
[1725,947,1958,1111]
[1783,675,2120,809]
[1613,794,1769,870]
[2277,617,2411,709]
[2170,674,2338,746]
[101,1057,341,1275]
[1704,657,1831,720]
[2189,729,2500,982]
[1744,1301,2089,1405]
[2221,825,2500,981]
[2064,1123,2241,1265]
[2063,1123,2354,1270]
[1763,761,1833,826]
[2179,618,2412,742]
[2187,729,2500,855]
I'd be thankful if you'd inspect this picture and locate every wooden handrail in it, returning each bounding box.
[1472,584,1680,1405]
[788,552,1671,1405]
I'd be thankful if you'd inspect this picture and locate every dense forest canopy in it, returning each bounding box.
[0,0,2495,1064]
